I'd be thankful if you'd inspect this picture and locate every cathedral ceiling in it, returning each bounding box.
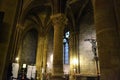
[20,0,93,34]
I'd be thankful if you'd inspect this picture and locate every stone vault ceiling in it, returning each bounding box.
[20,0,93,34]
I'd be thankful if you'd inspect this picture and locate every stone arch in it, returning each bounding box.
[18,28,38,70]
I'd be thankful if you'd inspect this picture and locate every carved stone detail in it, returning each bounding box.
[50,13,68,26]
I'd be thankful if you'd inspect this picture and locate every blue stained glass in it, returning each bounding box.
[63,31,70,64]
[64,39,69,64]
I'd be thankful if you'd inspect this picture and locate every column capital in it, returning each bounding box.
[50,13,68,26]
[16,23,25,31]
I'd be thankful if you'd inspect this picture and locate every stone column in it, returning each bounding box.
[75,32,80,74]
[69,31,76,80]
[93,0,120,80]
[50,13,67,80]
[11,25,22,61]
[36,36,44,80]
[43,36,48,73]
[69,31,80,80]
[36,35,48,80]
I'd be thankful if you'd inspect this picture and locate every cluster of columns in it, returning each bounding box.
[36,13,68,80]
[49,0,120,80]
[0,0,120,80]
[69,31,80,80]
[36,35,48,79]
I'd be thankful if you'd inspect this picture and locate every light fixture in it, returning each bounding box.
[50,54,53,62]
[72,58,78,65]
[23,64,27,68]
[15,57,19,63]
[72,58,78,73]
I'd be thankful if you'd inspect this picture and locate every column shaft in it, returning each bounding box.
[51,13,67,80]
[69,32,76,80]
[36,36,44,79]
[53,23,64,74]
[43,36,48,73]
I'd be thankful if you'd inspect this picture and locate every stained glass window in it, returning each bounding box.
[63,31,70,64]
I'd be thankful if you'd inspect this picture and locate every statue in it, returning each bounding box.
[85,39,100,80]
[84,39,97,56]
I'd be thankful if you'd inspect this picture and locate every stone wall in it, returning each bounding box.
[20,29,38,65]
[79,10,97,75]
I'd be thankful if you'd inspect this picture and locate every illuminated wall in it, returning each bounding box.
[46,29,54,73]
[79,10,97,75]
